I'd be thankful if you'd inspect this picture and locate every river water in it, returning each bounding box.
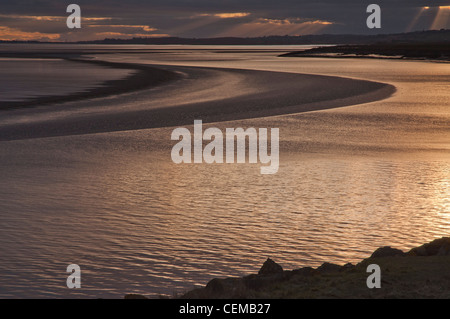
[0,57,134,102]
[0,45,448,298]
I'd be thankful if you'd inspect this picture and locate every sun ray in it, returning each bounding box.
[406,7,426,32]
[431,6,450,30]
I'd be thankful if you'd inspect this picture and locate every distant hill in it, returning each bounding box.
[0,30,450,45]
[79,29,450,45]
[1,29,449,45]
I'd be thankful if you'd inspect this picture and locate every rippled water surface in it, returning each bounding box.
[0,45,449,298]
[0,58,133,102]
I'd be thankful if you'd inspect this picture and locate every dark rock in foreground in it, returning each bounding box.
[258,258,283,275]
[371,247,405,258]
[179,237,450,299]
[409,237,450,256]
[317,262,343,273]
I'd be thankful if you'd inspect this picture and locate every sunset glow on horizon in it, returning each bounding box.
[0,2,448,41]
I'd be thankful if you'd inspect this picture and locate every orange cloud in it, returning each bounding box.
[0,14,63,21]
[88,24,164,39]
[196,12,251,19]
[216,17,334,37]
[0,26,60,41]
[95,32,169,38]
[88,25,157,32]
[0,14,112,21]
[214,13,251,18]
[258,18,333,25]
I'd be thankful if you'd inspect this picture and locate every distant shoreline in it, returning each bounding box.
[1,29,448,45]
[280,43,450,62]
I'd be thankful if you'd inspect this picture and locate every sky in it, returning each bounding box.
[0,1,449,41]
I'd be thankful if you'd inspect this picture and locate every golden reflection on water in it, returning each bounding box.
[0,52,449,298]
[91,148,450,266]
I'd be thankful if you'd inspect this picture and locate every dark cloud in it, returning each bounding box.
[0,1,449,40]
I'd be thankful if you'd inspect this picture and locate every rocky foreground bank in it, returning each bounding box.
[125,238,450,299]
[183,238,450,299]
